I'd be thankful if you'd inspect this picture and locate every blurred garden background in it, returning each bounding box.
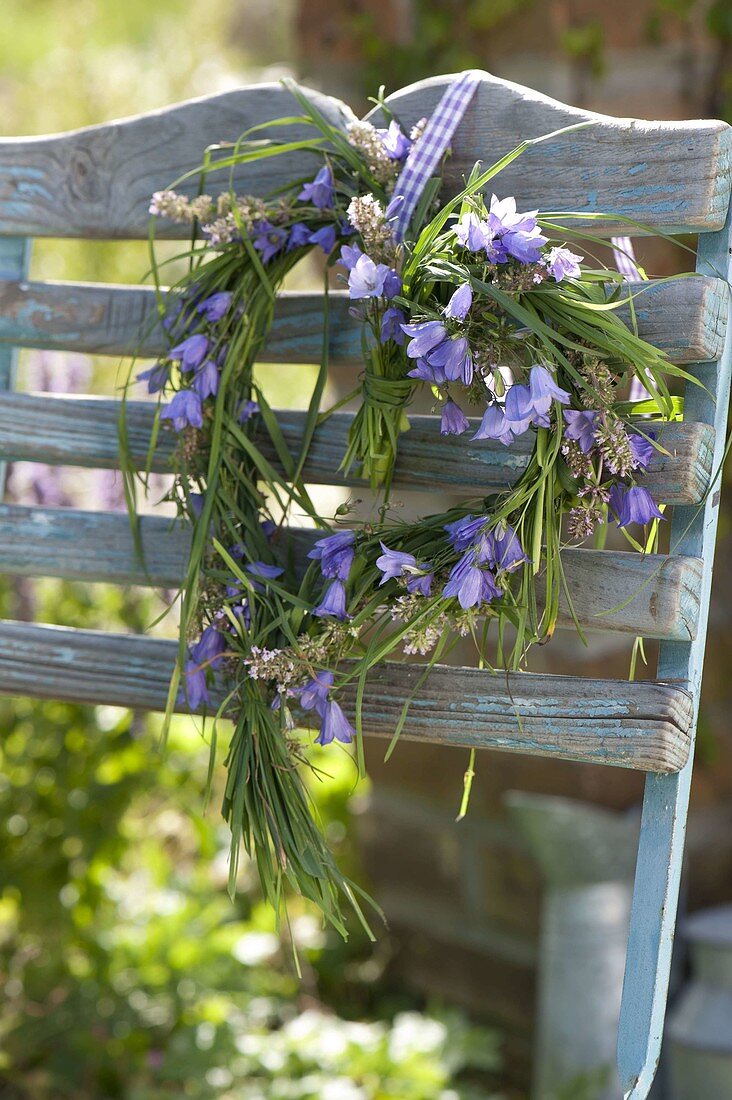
[1,2,731,1098]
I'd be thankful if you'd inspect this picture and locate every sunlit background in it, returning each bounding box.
[1,2,730,1098]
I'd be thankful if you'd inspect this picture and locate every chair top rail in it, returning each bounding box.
[0,502,703,641]
[0,619,693,772]
[0,392,714,506]
[0,278,725,364]
[0,73,729,239]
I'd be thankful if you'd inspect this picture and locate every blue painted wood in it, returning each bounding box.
[617,199,732,1097]
[0,238,30,493]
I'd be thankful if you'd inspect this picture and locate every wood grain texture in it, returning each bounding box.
[0,503,702,641]
[372,73,732,234]
[0,619,693,773]
[0,84,355,239]
[0,392,714,506]
[0,73,729,239]
[0,278,725,364]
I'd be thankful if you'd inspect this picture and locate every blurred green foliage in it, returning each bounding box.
[0,3,504,1097]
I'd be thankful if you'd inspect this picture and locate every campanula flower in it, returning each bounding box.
[472,403,516,446]
[191,624,226,670]
[503,226,548,264]
[614,485,665,528]
[528,365,571,414]
[317,699,355,746]
[245,561,284,591]
[348,255,394,299]
[298,670,334,717]
[309,225,337,253]
[544,246,583,281]
[402,320,448,359]
[382,268,401,299]
[381,307,407,344]
[485,523,528,572]
[503,385,534,435]
[443,283,473,320]
[629,432,655,470]
[443,554,496,609]
[339,242,363,270]
[288,222,313,250]
[298,165,334,209]
[160,390,204,431]
[454,212,491,251]
[238,399,260,424]
[308,530,356,580]
[378,120,411,160]
[444,514,486,551]
[191,359,219,399]
[375,542,419,585]
[488,195,547,263]
[181,659,210,709]
[196,291,232,322]
[563,409,598,454]
[406,572,434,596]
[440,400,471,436]
[252,220,288,263]
[137,362,169,394]
[313,579,349,620]
[427,336,473,384]
[169,333,209,371]
[407,358,446,384]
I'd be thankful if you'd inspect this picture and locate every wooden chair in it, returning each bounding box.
[0,73,729,1098]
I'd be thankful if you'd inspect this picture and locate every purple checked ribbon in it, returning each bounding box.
[390,70,481,241]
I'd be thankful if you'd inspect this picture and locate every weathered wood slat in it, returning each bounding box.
[0,278,725,364]
[0,619,693,772]
[0,392,714,506]
[0,84,355,239]
[0,75,729,238]
[0,503,702,641]
[373,74,732,234]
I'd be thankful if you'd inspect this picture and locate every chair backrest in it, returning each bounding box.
[0,73,730,1099]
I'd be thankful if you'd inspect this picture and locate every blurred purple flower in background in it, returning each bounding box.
[169,334,209,371]
[160,390,204,431]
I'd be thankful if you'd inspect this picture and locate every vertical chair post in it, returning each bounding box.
[0,238,30,495]
[617,202,732,1098]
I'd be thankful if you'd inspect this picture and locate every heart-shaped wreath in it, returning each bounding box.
[123,76,690,937]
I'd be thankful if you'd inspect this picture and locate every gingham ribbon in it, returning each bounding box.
[391,70,481,241]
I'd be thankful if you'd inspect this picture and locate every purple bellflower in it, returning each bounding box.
[137,362,169,394]
[160,390,204,431]
[313,579,349,620]
[454,212,491,252]
[563,409,598,454]
[485,523,528,573]
[472,403,516,446]
[308,530,356,580]
[317,699,355,746]
[238,399,260,424]
[503,385,534,435]
[309,225,338,253]
[406,572,434,596]
[381,307,407,344]
[528,365,571,414]
[181,659,210,709]
[614,485,665,528]
[196,291,232,322]
[445,514,486,552]
[378,120,411,160]
[443,554,499,609]
[407,358,446,384]
[169,333,209,372]
[298,670,334,717]
[402,319,448,359]
[252,221,288,263]
[288,222,313,250]
[339,242,363,270]
[440,400,471,436]
[298,165,335,209]
[191,360,219,399]
[375,542,417,585]
[444,283,473,320]
[629,432,656,470]
[348,254,394,299]
[191,624,226,670]
[427,336,473,385]
[544,246,583,282]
